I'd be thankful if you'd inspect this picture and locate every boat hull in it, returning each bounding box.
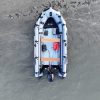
[34,7,68,78]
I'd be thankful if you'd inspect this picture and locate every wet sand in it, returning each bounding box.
[0,0,100,100]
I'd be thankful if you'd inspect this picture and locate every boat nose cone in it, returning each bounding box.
[50,7,53,10]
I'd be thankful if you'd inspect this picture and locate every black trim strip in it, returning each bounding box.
[57,21,61,24]
[58,15,61,17]
[40,22,44,24]
[62,24,65,26]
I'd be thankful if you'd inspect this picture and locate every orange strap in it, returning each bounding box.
[41,38,60,42]
[41,58,60,62]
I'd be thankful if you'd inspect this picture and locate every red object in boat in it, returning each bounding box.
[53,42,59,51]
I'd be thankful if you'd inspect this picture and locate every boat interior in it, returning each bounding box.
[40,17,61,73]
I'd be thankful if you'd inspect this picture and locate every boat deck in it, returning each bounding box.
[40,28,60,65]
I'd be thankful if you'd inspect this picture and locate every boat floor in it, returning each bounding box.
[40,28,60,65]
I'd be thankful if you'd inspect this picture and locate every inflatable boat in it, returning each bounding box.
[34,7,68,81]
